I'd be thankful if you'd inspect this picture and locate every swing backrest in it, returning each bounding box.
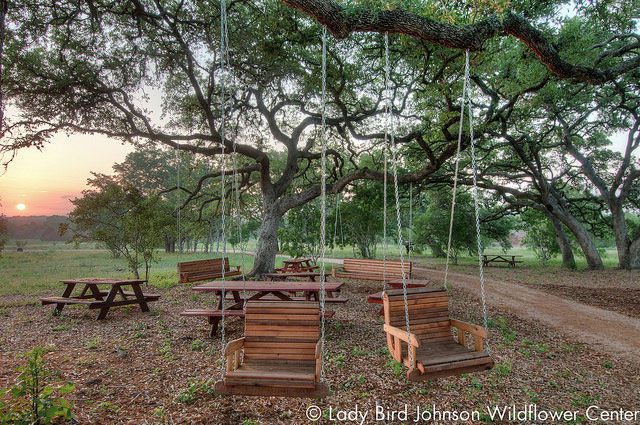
[243,301,320,365]
[383,287,453,344]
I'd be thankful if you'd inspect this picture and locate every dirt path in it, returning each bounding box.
[415,266,640,363]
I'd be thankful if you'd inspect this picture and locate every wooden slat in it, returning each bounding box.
[41,297,105,307]
[179,309,245,317]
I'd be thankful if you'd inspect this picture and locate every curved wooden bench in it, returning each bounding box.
[177,258,242,283]
[332,258,412,282]
[383,287,493,380]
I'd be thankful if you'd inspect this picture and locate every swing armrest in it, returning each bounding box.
[383,324,420,347]
[450,320,487,351]
[224,338,245,372]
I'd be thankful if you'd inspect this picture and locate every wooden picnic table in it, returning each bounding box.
[276,258,319,272]
[187,280,344,336]
[263,271,322,282]
[482,254,523,267]
[41,278,160,320]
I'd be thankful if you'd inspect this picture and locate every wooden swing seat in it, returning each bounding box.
[214,301,329,398]
[383,287,493,381]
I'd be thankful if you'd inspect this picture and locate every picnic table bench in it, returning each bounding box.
[263,272,322,282]
[181,281,345,336]
[41,278,160,320]
[275,258,319,273]
[482,254,523,267]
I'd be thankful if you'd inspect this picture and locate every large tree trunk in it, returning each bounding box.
[547,213,576,269]
[629,236,640,270]
[610,203,631,269]
[251,203,282,276]
[429,243,446,258]
[546,202,603,269]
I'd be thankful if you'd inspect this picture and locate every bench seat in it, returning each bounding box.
[332,258,412,282]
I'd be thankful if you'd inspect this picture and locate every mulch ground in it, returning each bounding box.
[1,273,640,424]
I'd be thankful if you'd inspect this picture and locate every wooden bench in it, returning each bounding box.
[332,258,412,282]
[181,308,336,337]
[214,301,330,397]
[177,258,242,283]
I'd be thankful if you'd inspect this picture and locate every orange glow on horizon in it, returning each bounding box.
[0,134,132,217]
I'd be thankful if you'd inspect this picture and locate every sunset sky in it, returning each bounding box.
[0,129,632,217]
[0,134,132,217]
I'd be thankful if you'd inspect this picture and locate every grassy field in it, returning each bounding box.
[0,239,620,296]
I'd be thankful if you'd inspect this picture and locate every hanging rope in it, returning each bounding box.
[464,51,491,353]
[442,52,469,290]
[318,25,329,382]
[410,184,414,262]
[381,33,390,292]
[385,33,413,368]
[174,148,182,256]
[332,194,341,252]
[218,0,229,378]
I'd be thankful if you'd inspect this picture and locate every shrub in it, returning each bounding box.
[0,347,74,424]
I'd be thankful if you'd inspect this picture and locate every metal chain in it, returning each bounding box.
[318,25,328,381]
[332,194,340,252]
[218,0,228,378]
[442,51,469,290]
[408,182,413,265]
[382,33,390,293]
[465,51,491,354]
[385,33,413,367]
[174,148,182,257]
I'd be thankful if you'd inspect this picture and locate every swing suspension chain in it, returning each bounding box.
[318,25,329,382]
[332,194,340,250]
[382,33,390,293]
[442,50,469,291]
[464,51,491,352]
[408,182,413,265]
[218,0,229,378]
[175,148,182,256]
[385,33,413,367]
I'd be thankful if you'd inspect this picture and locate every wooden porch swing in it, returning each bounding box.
[378,44,494,380]
[383,287,493,380]
[212,8,332,398]
[214,301,329,397]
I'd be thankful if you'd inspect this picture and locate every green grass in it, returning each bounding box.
[0,245,256,296]
[0,239,621,296]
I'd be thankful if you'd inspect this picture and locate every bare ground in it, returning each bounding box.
[1,269,639,424]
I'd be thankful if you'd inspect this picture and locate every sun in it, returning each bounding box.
[16,203,27,211]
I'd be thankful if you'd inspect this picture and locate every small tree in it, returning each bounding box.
[68,174,172,279]
[278,203,323,260]
[520,210,561,265]
[339,182,385,259]
[414,188,513,263]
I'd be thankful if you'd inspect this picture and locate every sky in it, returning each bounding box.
[0,130,631,218]
[0,134,132,217]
